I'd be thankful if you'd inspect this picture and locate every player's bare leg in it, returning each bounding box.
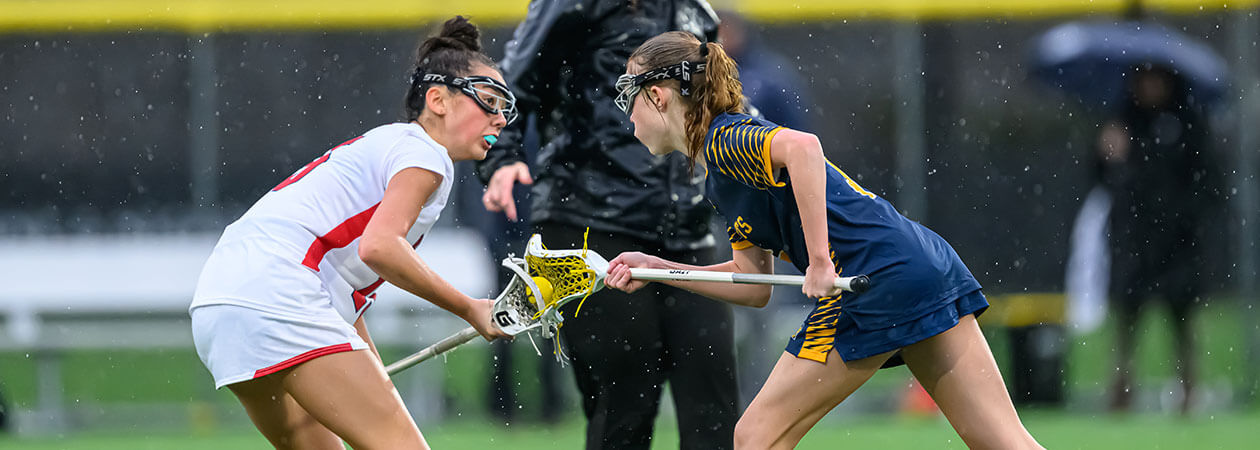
[280,349,428,449]
[901,314,1042,449]
[734,349,896,449]
[228,373,343,450]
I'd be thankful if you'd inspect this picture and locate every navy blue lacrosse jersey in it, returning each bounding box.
[703,112,982,330]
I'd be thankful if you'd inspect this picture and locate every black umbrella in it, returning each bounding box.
[1029,20,1228,108]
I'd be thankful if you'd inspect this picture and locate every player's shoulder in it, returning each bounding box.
[709,113,781,137]
[366,123,450,158]
[364,122,436,146]
[709,112,751,132]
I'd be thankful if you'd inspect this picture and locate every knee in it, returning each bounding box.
[733,416,772,450]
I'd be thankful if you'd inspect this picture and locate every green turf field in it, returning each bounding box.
[2,410,1259,449]
[0,299,1255,448]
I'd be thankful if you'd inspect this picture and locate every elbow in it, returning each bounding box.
[802,134,824,161]
[744,287,772,308]
[801,132,822,149]
[357,236,390,272]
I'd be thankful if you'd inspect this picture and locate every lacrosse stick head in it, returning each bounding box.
[523,234,608,329]
[489,257,546,336]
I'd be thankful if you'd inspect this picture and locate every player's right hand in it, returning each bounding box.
[605,252,659,294]
[482,162,533,221]
[466,298,510,341]
[802,263,842,299]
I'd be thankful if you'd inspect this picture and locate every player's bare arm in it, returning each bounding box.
[606,245,773,307]
[360,166,505,340]
[768,129,843,299]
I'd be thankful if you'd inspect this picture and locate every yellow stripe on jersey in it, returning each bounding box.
[798,295,843,363]
[727,221,755,250]
[827,159,878,200]
[706,121,786,190]
[760,127,784,186]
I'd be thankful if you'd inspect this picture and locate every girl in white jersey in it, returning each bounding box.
[190,16,512,449]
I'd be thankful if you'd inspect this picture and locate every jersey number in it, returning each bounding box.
[272,136,363,191]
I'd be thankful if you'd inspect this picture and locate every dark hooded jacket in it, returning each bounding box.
[476,0,720,251]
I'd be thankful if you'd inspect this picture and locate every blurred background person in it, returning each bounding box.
[477,0,739,448]
[1028,5,1235,413]
[716,10,813,132]
[1098,63,1224,414]
[0,387,8,433]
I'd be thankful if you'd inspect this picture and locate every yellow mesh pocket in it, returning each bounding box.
[524,229,598,317]
[527,254,595,301]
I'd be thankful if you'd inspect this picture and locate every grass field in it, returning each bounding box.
[2,410,1259,449]
[0,298,1256,448]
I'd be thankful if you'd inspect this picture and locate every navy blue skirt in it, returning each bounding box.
[785,289,988,364]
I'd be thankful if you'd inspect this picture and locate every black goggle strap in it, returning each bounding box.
[614,61,707,113]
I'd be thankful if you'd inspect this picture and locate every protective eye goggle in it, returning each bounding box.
[416,73,519,125]
[614,61,706,115]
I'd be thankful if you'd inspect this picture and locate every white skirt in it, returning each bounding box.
[191,303,369,389]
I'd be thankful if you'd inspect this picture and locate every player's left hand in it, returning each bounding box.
[802,263,842,298]
[605,252,659,294]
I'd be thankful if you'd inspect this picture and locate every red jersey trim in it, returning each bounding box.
[353,279,386,311]
[302,203,380,271]
[350,234,424,311]
[253,342,355,378]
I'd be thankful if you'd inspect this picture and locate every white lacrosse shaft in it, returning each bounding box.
[388,234,611,376]
[386,253,556,377]
[386,326,480,375]
[629,268,871,293]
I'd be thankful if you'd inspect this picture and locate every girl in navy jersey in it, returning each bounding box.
[190,17,510,449]
[604,31,1042,449]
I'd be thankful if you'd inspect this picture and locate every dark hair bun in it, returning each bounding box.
[405,16,496,121]
[417,16,482,58]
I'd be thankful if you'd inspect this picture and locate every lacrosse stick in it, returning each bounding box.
[387,234,608,375]
[628,268,871,293]
[386,257,542,375]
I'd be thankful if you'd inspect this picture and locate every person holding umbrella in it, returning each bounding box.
[1096,63,1224,413]
[1030,20,1227,413]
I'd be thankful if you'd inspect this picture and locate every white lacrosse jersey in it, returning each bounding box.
[192,122,453,323]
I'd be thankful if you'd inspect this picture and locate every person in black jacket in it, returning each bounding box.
[477,1,738,448]
[1098,64,1222,414]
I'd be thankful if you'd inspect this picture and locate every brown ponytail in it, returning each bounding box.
[629,32,745,165]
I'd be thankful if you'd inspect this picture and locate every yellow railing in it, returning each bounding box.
[0,0,1255,33]
[978,293,1067,328]
[736,0,1259,21]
